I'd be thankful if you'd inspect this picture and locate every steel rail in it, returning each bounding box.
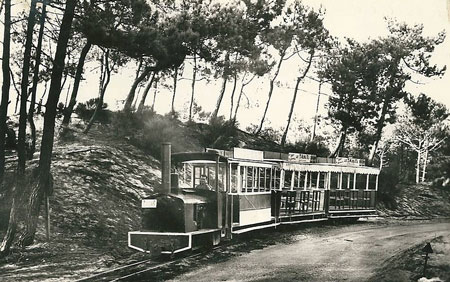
[77,244,226,282]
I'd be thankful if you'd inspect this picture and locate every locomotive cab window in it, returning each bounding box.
[192,163,227,191]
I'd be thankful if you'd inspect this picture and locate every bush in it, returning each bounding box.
[377,168,401,209]
[199,116,240,149]
[111,110,154,139]
[429,156,450,189]
[75,98,111,124]
[284,139,330,156]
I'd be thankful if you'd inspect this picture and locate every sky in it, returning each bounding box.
[3,0,450,142]
[83,0,450,133]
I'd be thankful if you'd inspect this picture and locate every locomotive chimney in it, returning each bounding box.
[161,142,171,194]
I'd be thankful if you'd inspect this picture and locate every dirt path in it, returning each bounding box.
[169,221,450,282]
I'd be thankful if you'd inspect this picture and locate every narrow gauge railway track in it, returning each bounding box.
[76,244,226,282]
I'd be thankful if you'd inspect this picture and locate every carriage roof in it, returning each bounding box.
[172,147,380,175]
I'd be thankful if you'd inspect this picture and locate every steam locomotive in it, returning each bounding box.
[128,143,379,255]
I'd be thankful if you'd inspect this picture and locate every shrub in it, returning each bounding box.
[377,168,401,209]
[429,156,450,190]
[284,139,330,156]
[75,98,111,124]
[199,116,240,149]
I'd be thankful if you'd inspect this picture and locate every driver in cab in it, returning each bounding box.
[196,174,213,191]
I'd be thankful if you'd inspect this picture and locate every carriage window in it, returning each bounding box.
[271,168,281,189]
[240,166,246,192]
[369,174,377,190]
[318,172,327,189]
[330,173,339,189]
[255,167,259,190]
[246,167,254,189]
[259,168,266,191]
[356,174,366,190]
[231,165,238,193]
[265,168,271,191]
[309,172,318,188]
[349,173,355,189]
[294,171,306,189]
[284,170,293,189]
[342,173,352,189]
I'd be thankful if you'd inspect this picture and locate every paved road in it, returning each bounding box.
[169,221,450,282]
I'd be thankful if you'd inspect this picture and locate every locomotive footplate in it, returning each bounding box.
[128,229,221,255]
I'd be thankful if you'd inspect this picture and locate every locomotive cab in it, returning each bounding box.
[141,189,217,233]
[128,144,227,255]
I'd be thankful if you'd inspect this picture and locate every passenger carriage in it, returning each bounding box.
[128,143,380,255]
[277,154,379,221]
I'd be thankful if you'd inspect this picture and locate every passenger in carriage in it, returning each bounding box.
[196,174,213,191]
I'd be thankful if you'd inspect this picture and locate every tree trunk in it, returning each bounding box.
[211,53,230,120]
[0,182,24,255]
[256,51,286,135]
[84,51,111,134]
[233,81,245,124]
[329,128,347,158]
[0,0,13,256]
[123,67,152,111]
[132,86,141,110]
[233,73,255,124]
[62,41,91,125]
[151,79,158,112]
[229,73,238,120]
[17,0,38,174]
[36,82,48,115]
[416,149,421,184]
[421,148,428,182]
[19,0,76,247]
[281,52,314,147]
[311,81,322,142]
[189,54,197,121]
[135,58,143,80]
[281,76,301,147]
[137,72,156,113]
[28,0,47,159]
[379,149,385,170]
[171,67,178,114]
[368,89,394,165]
[0,0,11,182]
[211,76,227,120]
